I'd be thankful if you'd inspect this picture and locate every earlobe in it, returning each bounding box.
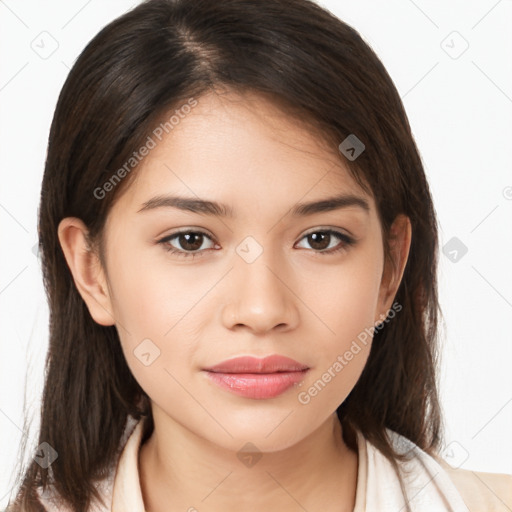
[57,217,116,326]
[375,214,412,323]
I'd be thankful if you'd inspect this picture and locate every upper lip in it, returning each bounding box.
[203,355,309,374]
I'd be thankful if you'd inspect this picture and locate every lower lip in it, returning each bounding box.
[204,370,309,399]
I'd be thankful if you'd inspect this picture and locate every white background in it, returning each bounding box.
[1,0,511,507]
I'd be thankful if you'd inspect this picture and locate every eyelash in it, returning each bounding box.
[157,228,356,259]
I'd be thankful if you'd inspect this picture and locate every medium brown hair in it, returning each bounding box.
[8,0,443,510]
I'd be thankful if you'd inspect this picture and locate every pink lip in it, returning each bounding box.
[203,355,309,400]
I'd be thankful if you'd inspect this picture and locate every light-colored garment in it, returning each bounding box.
[34,415,512,511]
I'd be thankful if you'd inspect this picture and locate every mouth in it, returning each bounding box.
[203,355,310,399]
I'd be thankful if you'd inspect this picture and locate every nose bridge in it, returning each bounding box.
[223,234,297,331]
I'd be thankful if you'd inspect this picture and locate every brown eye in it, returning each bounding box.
[176,232,204,251]
[158,230,216,258]
[306,232,331,251]
[296,229,355,255]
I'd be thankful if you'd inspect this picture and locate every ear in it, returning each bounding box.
[57,217,115,326]
[375,214,412,324]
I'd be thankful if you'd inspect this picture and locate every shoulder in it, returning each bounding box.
[376,428,512,511]
[27,416,142,512]
[435,457,512,512]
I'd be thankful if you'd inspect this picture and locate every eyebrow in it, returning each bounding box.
[137,193,370,217]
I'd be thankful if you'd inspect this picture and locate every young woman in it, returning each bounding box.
[7,0,512,511]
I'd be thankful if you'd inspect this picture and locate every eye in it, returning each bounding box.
[157,228,355,259]
[295,229,355,255]
[157,230,217,259]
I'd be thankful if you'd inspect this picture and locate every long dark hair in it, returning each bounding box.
[8,0,443,510]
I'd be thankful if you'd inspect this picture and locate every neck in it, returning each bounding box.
[138,408,359,512]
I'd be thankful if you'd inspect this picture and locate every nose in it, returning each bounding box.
[221,245,299,334]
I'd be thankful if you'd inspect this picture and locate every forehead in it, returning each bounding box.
[111,89,373,214]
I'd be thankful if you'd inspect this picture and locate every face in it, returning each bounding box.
[63,90,408,453]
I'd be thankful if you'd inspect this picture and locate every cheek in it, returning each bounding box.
[106,248,224,392]
[296,249,383,401]
[108,244,210,336]
[305,248,383,345]
[296,295,377,414]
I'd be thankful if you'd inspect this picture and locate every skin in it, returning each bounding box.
[58,89,411,512]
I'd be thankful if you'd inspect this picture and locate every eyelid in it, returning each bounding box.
[300,225,354,238]
[157,225,354,242]
[157,226,215,242]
